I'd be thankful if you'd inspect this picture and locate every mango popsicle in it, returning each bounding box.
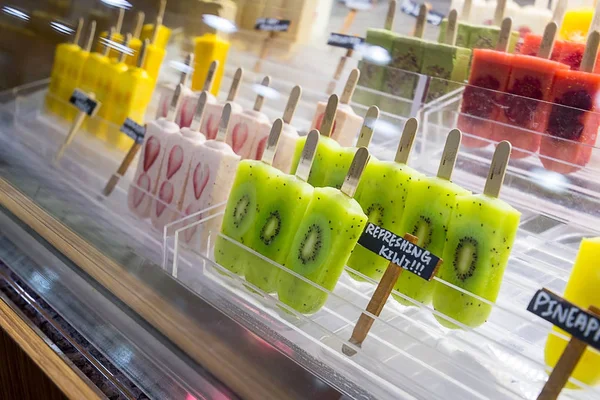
[393,130,470,306]
[540,32,600,174]
[244,122,317,293]
[433,141,520,329]
[347,118,423,282]
[191,33,231,97]
[140,23,171,49]
[544,238,600,388]
[125,11,145,67]
[142,10,167,81]
[560,8,593,42]
[201,68,244,140]
[277,148,369,314]
[272,85,302,173]
[96,7,125,59]
[494,22,569,159]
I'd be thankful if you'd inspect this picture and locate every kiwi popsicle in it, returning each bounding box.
[278,148,369,314]
[244,125,318,293]
[393,130,470,306]
[346,118,423,282]
[201,68,244,140]
[544,238,600,388]
[272,86,302,173]
[433,141,521,329]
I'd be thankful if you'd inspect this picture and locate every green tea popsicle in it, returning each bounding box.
[347,118,424,282]
[244,127,318,293]
[393,130,471,306]
[433,141,521,329]
[278,148,370,314]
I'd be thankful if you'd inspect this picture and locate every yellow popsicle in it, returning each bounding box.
[126,11,145,67]
[139,0,170,50]
[191,33,230,95]
[96,7,125,58]
[560,8,593,42]
[544,237,600,388]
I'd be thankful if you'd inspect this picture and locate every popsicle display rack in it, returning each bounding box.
[2,54,600,399]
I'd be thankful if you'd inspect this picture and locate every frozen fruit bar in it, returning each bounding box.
[467,24,519,52]
[437,19,471,47]
[518,33,563,61]
[201,68,244,140]
[421,42,472,103]
[557,41,586,70]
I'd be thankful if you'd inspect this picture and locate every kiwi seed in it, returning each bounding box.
[454,237,478,281]
[260,211,281,245]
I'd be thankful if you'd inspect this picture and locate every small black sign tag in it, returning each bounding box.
[357,222,440,281]
[527,289,600,351]
[69,89,99,116]
[400,0,444,26]
[327,33,365,50]
[255,18,291,32]
[120,118,145,144]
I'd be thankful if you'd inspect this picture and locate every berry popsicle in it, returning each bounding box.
[278,147,370,314]
[459,17,514,148]
[347,118,423,282]
[180,103,240,251]
[433,141,521,329]
[273,85,302,173]
[311,69,364,146]
[544,238,600,388]
[245,124,318,293]
[494,22,569,159]
[227,76,272,158]
[393,130,470,306]
[540,31,600,174]
[201,68,244,140]
[177,60,218,129]
[128,84,184,219]
[151,92,210,231]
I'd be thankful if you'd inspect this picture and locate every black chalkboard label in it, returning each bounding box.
[120,118,145,144]
[357,222,440,281]
[527,289,600,351]
[69,89,99,116]
[255,18,291,32]
[327,33,365,50]
[400,0,444,26]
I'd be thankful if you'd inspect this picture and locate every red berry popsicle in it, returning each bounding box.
[540,31,600,174]
[518,32,562,62]
[494,23,569,159]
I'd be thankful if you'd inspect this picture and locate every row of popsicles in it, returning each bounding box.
[214,93,521,329]
[459,24,600,174]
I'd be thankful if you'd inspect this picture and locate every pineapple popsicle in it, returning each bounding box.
[277,148,369,314]
[310,69,364,147]
[227,76,272,158]
[181,103,240,251]
[273,85,302,173]
[347,118,423,282]
[544,238,600,388]
[191,33,231,97]
[201,67,244,140]
[245,123,317,293]
[393,130,470,306]
[433,141,521,329]
[128,84,184,219]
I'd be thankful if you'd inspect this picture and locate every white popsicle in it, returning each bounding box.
[178,60,219,128]
[156,54,194,120]
[201,68,244,140]
[273,85,302,172]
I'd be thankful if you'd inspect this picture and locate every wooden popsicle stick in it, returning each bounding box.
[55,93,96,162]
[493,0,508,27]
[320,94,339,138]
[227,68,243,102]
[253,76,271,112]
[437,129,461,181]
[215,103,232,142]
[157,0,167,24]
[340,8,358,34]
[190,91,209,132]
[137,39,149,68]
[103,140,142,196]
[537,305,600,400]
[445,9,459,46]
[590,1,600,35]
[253,31,276,73]
[296,130,320,182]
[340,147,370,198]
[538,22,558,60]
[283,85,302,125]
[327,49,353,95]
[355,106,379,148]
[395,117,419,164]
[84,21,97,52]
[179,53,194,86]
[118,33,132,63]
[495,17,513,53]
[202,60,219,92]
[166,84,184,122]
[414,4,428,39]
[72,18,84,46]
[483,140,511,198]
[581,31,600,73]
[133,11,145,38]
[342,232,419,357]
[385,0,397,31]
[115,7,125,34]
[102,27,116,56]
[340,68,360,105]
[461,0,473,20]
[552,0,567,25]
[261,119,283,166]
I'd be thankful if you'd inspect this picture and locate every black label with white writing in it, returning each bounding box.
[120,118,145,144]
[528,289,600,351]
[357,222,440,281]
[327,33,365,50]
[69,89,99,116]
[400,0,444,26]
[255,18,291,32]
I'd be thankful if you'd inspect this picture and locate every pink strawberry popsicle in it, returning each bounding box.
[156,54,195,121]
[177,61,220,128]
[200,68,245,140]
